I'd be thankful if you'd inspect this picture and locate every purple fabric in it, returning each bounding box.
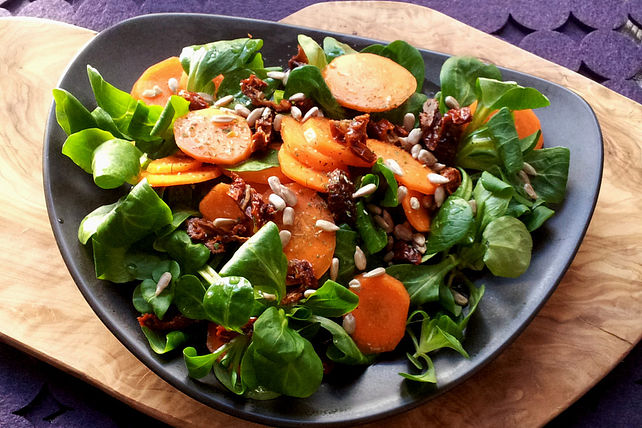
[519,30,581,71]
[494,16,530,45]
[437,0,509,33]
[16,0,75,24]
[0,7,10,16]
[571,0,629,30]
[580,29,642,79]
[73,0,140,31]
[511,0,571,30]
[629,0,642,27]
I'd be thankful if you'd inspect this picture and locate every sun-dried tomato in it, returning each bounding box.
[281,259,318,305]
[288,44,309,69]
[186,217,250,254]
[178,89,210,110]
[367,118,409,147]
[252,113,274,152]
[137,313,198,332]
[392,240,422,265]
[419,98,472,165]
[240,74,291,112]
[330,114,377,163]
[327,169,356,226]
[440,167,462,194]
[227,175,276,231]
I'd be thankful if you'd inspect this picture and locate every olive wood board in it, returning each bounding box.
[0,2,640,427]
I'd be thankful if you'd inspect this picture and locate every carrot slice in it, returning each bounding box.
[131,56,184,106]
[366,139,437,195]
[401,189,431,232]
[469,101,544,149]
[302,117,374,167]
[281,116,346,172]
[145,153,202,174]
[513,109,544,149]
[349,272,410,354]
[268,183,336,278]
[141,165,221,187]
[199,182,245,222]
[323,53,416,112]
[277,147,330,193]
[174,108,254,165]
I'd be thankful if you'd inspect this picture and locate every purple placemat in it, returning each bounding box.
[1,0,641,427]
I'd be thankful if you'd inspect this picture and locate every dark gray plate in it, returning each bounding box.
[43,13,602,427]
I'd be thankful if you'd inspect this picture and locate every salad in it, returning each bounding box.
[52,34,569,399]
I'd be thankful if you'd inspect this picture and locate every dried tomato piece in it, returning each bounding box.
[252,113,274,152]
[288,44,309,69]
[227,175,276,231]
[240,74,291,112]
[178,89,210,110]
[282,259,318,305]
[392,240,422,265]
[419,98,472,165]
[367,118,408,147]
[137,313,198,332]
[440,167,462,194]
[327,169,356,225]
[186,217,250,254]
[330,114,377,163]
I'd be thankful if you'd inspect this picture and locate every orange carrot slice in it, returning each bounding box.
[349,272,410,354]
[367,139,437,195]
[401,189,431,232]
[174,108,254,165]
[199,182,245,222]
[513,109,544,149]
[269,183,336,278]
[323,53,416,112]
[281,116,346,172]
[141,165,221,187]
[277,146,330,193]
[145,153,202,174]
[131,56,184,106]
[302,117,374,167]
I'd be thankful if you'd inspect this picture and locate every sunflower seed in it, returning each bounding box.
[261,292,277,301]
[434,187,446,207]
[262,106,272,118]
[416,245,427,254]
[267,176,283,195]
[316,219,339,232]
[386,236,394,251]
[524,183,538,199]
[219,107,236,114]
[267,71,286,80]
[374,215,393,233]
[432,162,446,172]
[410,196,420,210]
[282,70,290,86]
[412,233,425,246]
[214,94,234,107]
[154,272,172,296]
[273,113,283,131]
[279,229,292,247]
[394,223,413,241]
[348,279,361,292]
[282,207,295,226]
[141,85,163,98]
[354,246,367,270]
[418,149,437,166]
[213,218,237,228]
[197,92,214,103]
[444,95,460,110]
[366,203,382,215]
[234,104,251,118]
[403,113,415,131]
[518,170,531,186]
[290,105,302,121]
[303,289,316,298]
[453,290,469,306]
[246,107,265,127]
[428,173,450,184]
[342,313,356,334]
[411,144,422,159]
[352,183,377,198]
[280,187,298,206]
[330,258,339,281]
[363,267,386,278]
[211,115,237,123]
[269,193,286,211]
[522,162,537,176]
[397,185,408,201]
[167,78,179,93]
[288,92,306,102]
[406,128,423,146]
[384,158,404,176]
[382,209,394,229]
[302,106,319,123]
[383,251,395,262]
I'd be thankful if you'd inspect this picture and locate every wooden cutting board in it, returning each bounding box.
[1,2,640,427]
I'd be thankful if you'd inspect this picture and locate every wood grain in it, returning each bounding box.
[0,2,640,426]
